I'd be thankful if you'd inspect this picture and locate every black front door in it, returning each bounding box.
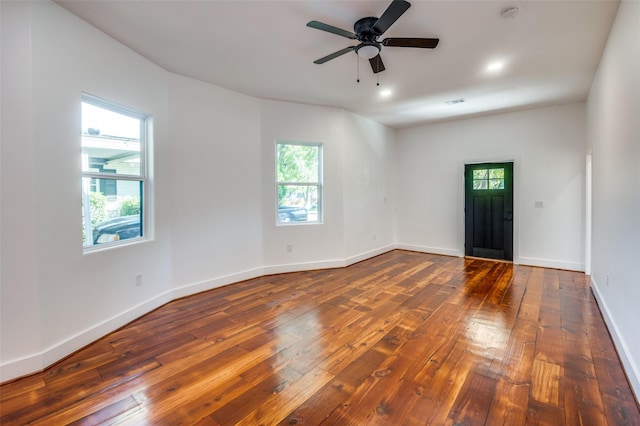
[465,162,513,261]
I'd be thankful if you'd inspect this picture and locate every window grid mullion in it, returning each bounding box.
[82,172,144,182]
[277,181,319,186]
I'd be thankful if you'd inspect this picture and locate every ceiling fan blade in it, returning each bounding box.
[307,21,357,40]
[372,0,411,35]
[382,37,440,48]
[369,55,386,74]
[314,46,356,64]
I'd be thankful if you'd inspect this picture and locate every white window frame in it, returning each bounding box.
[82,93,149,251]
[275,141,323,225]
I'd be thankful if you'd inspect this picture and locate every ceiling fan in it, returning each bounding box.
[307,0,439,74]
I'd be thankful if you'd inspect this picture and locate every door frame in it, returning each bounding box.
[585,153,592,275]
[458,157,519,263]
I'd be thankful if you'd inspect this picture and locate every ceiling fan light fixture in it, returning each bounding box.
[356,44,381,60]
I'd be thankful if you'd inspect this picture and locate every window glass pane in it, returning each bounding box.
[277,184,318,222]
[82,102,140,139]
[277,144,319,183]
[489,168,504,179]
[473,169,488,179]
[489,179,504,189]
[81,102,141,176]
[473,180,488,190]
[82,178,142,246]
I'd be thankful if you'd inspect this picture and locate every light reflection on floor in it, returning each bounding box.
[463,310,509,358]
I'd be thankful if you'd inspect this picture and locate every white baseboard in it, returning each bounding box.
[517,256,584,272]
[590,277,640,401]
[0,353,43,384]
[262,258,346,275]
[171,266,266,300]
[396,243,461,258]
[0,246,396,383]
[344,244,396,266]
[2,245,600,384]
[1,289,174,383]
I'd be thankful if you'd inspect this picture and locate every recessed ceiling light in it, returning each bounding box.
[380,89,392,98]
[501,6,520,19]
[487,61,504,72]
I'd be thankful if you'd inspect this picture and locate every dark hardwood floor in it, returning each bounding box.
[1,250,639,425]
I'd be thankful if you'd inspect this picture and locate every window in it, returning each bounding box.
[472,167,505,190]
[276,142,322,224]
[81,95,148,248]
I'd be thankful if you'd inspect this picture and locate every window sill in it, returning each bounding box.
[82,237,152,255]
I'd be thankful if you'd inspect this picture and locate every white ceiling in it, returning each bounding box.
[55,0,619,129]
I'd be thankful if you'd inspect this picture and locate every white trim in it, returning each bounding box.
[343,245,397,266]
[171,267,265,300]
[0,246,395,383]
[1,245,597,383]
[262,258,346,275]
[518,256,585,272]
[81,94,150,252]
[0,289,173,382]
[591,277,640,401]
[263,245,397,275]
[0,354,43,384]
[275,141,323,225]
[396,243,461,258]
[585,154,592,275]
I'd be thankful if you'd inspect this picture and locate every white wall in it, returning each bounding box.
[342,112,396,261]
[587,0,640,398]
[168,74,264,296]
[0,1,175,381]
[260,101,397,272]
[261,100,347,270]
[1,0,43,377]
[0,1,398,381]
[396,103,586,271]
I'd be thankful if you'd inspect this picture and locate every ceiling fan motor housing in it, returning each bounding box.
[354,16,381,38]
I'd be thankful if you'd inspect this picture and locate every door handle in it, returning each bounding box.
[505,215,513,222]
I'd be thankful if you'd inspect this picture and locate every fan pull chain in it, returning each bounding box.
[356,55,360,83]
[376,56,380,86]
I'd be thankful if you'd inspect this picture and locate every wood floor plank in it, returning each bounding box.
[531,359,563,406]
[486,378,530,425]
[280,343,391,425]
[0,374,45,401]
[1,250,638,425]
[446,369,497,425]
[46,395,141,425]
[485,266,536,425]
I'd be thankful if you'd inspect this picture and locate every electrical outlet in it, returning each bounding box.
[606,274,610,287]
[135,274,143,287]
[286,244,293,253]
[373,234,377,241]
